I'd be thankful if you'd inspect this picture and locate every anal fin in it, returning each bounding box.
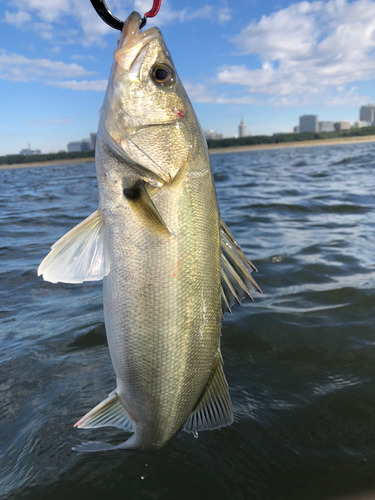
[74,391,133,432]
[184,353,233,433]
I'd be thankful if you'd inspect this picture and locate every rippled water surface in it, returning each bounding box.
[1,142,375,500]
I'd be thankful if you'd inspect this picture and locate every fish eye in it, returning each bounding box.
[151,64,175,87]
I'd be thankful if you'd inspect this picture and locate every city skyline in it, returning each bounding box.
[13,103,375,156]
[2,0,375,155]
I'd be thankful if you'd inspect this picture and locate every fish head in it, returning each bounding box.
[100,11,198,186]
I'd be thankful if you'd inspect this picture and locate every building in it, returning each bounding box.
[81,138,93,152]
[293,126,300,133]
[203,130,223,140]
[360,104,375,124]
[319,121,335,132]
[20,144,41,155]
[67,133,97,153]
[334,121,351,131]
[20,148,41,155]
[67,141,82,153]
[299,115,318,133]
[238,119,248,138]
[90,133,97,150]
[352,121,366,128]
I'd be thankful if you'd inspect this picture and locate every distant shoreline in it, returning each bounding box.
[208,135,375,155]
[1,135,374,170]
[0,156,96,170]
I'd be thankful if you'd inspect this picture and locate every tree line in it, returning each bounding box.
[0,150,95,165]
[206,125,375,149]
[1,125,375,165]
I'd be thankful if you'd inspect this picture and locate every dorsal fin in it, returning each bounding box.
[220,219,261,315]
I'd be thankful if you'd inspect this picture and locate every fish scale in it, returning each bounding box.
[38,10,260,452]
[99,133,222,448]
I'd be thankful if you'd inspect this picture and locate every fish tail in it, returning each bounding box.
[72,433,142,453]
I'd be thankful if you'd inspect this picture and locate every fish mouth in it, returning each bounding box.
[114,11,160,73]
[123,11,144,45]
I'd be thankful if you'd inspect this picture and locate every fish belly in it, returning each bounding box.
[101,152,221,450]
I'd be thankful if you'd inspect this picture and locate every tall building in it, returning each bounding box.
[319,121,334,132]
[299,115,318,133]
[238,119,247,138]
[67,133,97,153]
[81,138,93,152]
[90,133,97,150]
[360,104,375,124]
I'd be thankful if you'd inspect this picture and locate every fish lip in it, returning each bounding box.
[123,11,142,46]
[115,11,160,71]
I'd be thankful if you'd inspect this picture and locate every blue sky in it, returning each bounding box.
[1,0,375,155]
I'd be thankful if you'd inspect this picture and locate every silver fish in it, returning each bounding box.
[38,11,261,452]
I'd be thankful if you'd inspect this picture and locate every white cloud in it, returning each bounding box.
[183,82,217,103]
[185,4,231,24]
[0,48,105,89]
[71,54,97,63]
[134,0,187,25]
[32,22,54,40]
[217,0,375,104]
[186,5,214,21]
[4,0,230,47]
[233,1,322,60]
[12,0,70,22]
[48,79,108,90]
[23,118,72,126]
[48,46,62,56]
[0,52,93,81]
[5,0,118,46]
[215,94,262,105]
[183,75,368,108]
[134,0,231,26]
[4,10,31,26]
[217,7,231,24]
[69,0,117,46]
[183,82,259,105]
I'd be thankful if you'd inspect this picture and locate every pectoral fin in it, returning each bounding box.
[220,219,261,315]
[38,209,110,284]
[124,180,171,236]
[74,391,133,432]
[184,353,233,433]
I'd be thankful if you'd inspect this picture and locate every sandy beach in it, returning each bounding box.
[1,135,374,170]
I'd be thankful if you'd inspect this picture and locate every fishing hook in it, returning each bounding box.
[140,0,162,28]
[90,0,162,31]
[90,0,124,31]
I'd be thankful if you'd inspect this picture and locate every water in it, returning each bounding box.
[1,142,375,500]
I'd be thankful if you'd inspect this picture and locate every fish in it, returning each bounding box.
[38,11,261,452]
